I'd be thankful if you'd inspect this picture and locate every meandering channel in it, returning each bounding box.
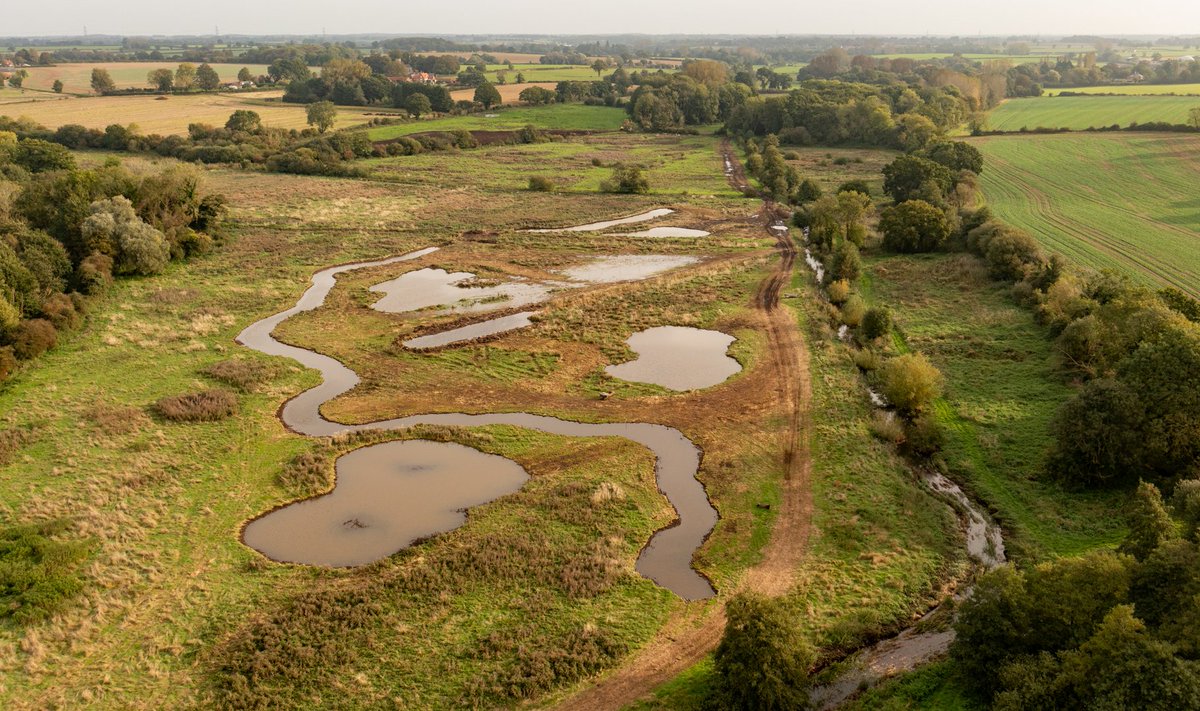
[236,247,719,600]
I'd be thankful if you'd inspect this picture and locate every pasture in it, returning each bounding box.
[448,80,560,104]
[0,92,381,135]
[975,132,1200,297]
[985,95,1200,130]
[1046,82,1200,96]
[19,62,273,93]
[366,103,628,140]
[483,63,605,83]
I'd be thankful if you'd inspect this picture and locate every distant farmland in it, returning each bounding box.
[366,104,627,140]
[20,62,273,93]
[0,92,381,135]
[986,95,1200,130]
[1046,83,1200,96]
[975,132,1200,296]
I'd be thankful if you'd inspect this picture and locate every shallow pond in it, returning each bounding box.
[606,326,742,391]
[369,268,554,315]
[528,208,674,232]
[403,312,537,350]
[558,255,700,283]
[242,440,530,567]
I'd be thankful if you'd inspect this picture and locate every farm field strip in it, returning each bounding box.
[975,132,1200,296]
[18,62,275,93]
[366,103,628,140]
[1046,82,1200,96]
[986,94,1200,130]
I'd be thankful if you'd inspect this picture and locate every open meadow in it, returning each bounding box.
[974,132,1200,296]
[985,94,1200,130]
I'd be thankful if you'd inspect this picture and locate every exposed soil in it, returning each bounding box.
[550,139,814,711]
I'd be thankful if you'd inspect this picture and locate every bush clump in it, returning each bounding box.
[202,359,276,391]
[861,306,893,341]
[527,176,555,192]
[155,389,237,422]
[0,518,91,623]
[713,592,815,709]
[277,450,331,495]
[600,163,650,194]
[879,352,943,415]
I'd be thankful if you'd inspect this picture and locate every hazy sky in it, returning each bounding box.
[7,1,1200,38]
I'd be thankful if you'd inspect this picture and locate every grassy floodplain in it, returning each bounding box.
[985,94,1200,130]
[974,132,1200,297]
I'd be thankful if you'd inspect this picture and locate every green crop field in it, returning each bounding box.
[974,132,1200,297]
[986,95,1200,130]
[484,63,607,83]
[1046,82,1200,96]
[366,103,628,140]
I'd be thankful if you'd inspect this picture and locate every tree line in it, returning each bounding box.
[0,129,225,380]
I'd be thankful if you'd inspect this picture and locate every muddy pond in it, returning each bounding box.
[236,247,718,600]
[607,326,741,391]
[242,440,529,567]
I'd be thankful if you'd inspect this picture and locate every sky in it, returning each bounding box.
[5,0,1200,38]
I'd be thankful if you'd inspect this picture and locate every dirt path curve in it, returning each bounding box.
[550,140,814,711]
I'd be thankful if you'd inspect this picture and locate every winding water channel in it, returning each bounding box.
[236,247,719,600]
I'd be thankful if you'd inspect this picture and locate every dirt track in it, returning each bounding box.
[551,140,814,711]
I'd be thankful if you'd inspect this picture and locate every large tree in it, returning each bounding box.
[147,68,174,92]
[880,199,952,253]
[195,63,220,91]
[714,592,815,710]
[90,68,116,94]
[473,82,502,109]
[305,101,337,133]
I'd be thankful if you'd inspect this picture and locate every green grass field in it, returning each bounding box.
[366,104,628,140]
[986,95,1200,130]
[860,253,1125,559]
[974,132,1200,297]
[484,63,607,83]
[1046,82,1200,96]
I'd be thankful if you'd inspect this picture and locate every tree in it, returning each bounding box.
[682,59,729,86]
[1173,479,1200,542]
[835,190,871,246]
[7,70,26,88]
[237,67,253,82]
[713,592,815,710]
[880,352,943,414]
[880,200,952,253]
[600,163,650,194]
[1118,481,1177,561]
[225,110,262,133]
[862,307,893,341]
[828,241,862,283]
[174,63,197,91]
[474,82,501,109]
[81,197,170,276]
[591,59,608,78]
[1047,378,1148,486]
[518,86,556,105]
[1189,106,1200,129]
[924,140,985,174]
[14,139,76,173]
[148,68,174,92]
[306,101,337,133]
[195,63,220,91]
[91,68,116,94]
[51,79,64,93]
[405,93,431,118]
[882,154,953,203]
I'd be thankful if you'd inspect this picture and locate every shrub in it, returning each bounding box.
[880,200,952,253]
[155,389,237,422]
[713,592,815,709]
[826,279,851,304]
[601,163,650,194]
[837,179,872,197]
[861,306,893,341]
[9,318,57,360]
[853,348,883,371]
[984,228,1047,282]
[0,518,91,623]
[840,294,866,327]
[880,353,943,415]
[868,411,905,443]
[902,414,946,458]
[0,346,15,381]
[202,359,276,390]
[277,450,331,494]
[527,176,555,192]
[76,252,114,294]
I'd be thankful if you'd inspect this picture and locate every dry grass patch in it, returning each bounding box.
[154,389,238,422]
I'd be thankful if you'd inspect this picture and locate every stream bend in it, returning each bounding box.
[236,248,718,600]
